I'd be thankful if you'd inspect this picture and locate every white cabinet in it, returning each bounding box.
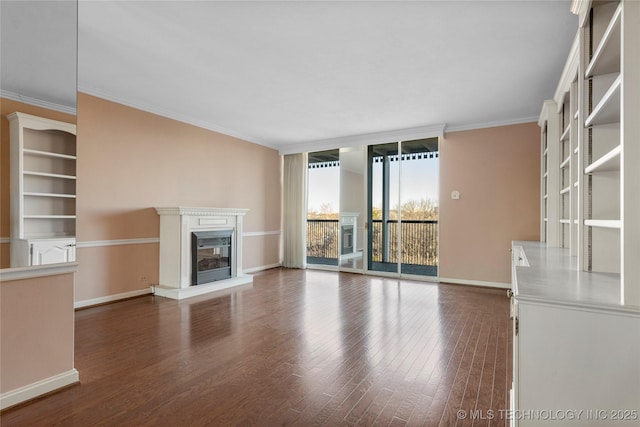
[8,112,77,267]
[511,242,640,427]
[30,238,76,265]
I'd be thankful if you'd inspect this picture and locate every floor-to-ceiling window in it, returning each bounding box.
[368,138,439,277]
[306,138,439,278]
[306,150,340,266]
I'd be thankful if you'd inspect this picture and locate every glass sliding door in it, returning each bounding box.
[339,146,366,272]
[307,150,340,267]
[367,138,439,278]
[306,138,439,278]
[399,138,439,277]
[367,142,400,274]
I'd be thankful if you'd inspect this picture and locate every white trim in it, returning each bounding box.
[155,206,249,217]
[243,230,281,237]
[553,33,580,107]
[520,295,640,317]
[0,263,78,281]
[76,232,279,248]
[243,262,282,274]
[439,277,511,289]
[1,90,76,115]
[278,124,446,155]
[538,100,557,126]
[76,238,160,248]
[78,88,275,149]
[446,116,538,133]
[0,369,79,410]
[74,288,152,309]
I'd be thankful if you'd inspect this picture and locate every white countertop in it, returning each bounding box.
[512,241,640,314]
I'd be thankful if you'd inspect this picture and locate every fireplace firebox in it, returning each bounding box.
[191,230,233,285]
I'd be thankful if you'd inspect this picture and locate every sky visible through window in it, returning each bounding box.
[308,156,439,213]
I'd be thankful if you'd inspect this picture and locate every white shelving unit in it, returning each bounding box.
[516,5,640,421]
[8,112,77,267]
[537,101,560,246]
[536,0,639,306]
[582,1,624,280]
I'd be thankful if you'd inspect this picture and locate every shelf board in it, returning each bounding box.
[585,4,622,78]
[24,192,76,199]
[574,110,579,120]
[584,219,621,229]
[560,219,571,224]
[560,156,570,169]
[574,181,579,188]
[560,124,570,141]
[543,171,549,178]
[23,171,76,180]
[543,194,548,199]
[584,145,621,174]
[24,215,76,219]
[574,146,579,154]
[560,186,571,195]
[573,219,579,225]
[23,149,76,160]
[543,148,549,156]
[585,75,621,127]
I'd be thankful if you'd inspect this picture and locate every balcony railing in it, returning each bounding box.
[306,219,438,267]
[307,219,339,260]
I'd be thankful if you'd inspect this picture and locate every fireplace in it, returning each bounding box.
[191,230,233,285]
[154,207,253,300]
[341,225,354,255]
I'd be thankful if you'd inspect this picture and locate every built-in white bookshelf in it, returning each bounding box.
[8,112,77,266]
[537,101,560,246]
[538,0,639,306]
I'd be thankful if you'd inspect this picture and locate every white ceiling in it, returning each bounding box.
[3,1,578,153]
[1,1,77,112]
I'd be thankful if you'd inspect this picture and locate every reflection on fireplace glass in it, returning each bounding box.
[197,246,230,272]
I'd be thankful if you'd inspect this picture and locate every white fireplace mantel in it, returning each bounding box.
[153,207,253,300]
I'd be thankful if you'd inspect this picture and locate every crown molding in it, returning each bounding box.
[78,87,278,150]
[1,90,76,115]
[571,0,591,27]
[446,115,538,133]
[538,100,558,127]
[278,124,446,155]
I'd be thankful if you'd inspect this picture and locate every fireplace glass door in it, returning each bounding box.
[191,230,233,285]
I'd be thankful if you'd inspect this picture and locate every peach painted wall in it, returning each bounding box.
[439,123,540,285]
[0,98,76,268]
[75,93,282,302]
[0,272,76,394]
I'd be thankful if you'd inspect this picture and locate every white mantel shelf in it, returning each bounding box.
[155,207,250,217]
[154,207,253,300]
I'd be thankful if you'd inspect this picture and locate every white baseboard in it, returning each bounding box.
[438,277,510,289]
[0,369,79,410]
[243,263,281,274]
[74,288,152,309]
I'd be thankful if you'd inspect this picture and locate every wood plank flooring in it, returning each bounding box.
[1,268,512,426]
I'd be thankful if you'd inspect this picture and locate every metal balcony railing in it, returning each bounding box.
[306,219,438,266]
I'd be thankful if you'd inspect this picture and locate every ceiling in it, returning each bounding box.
[1,1,77,112]
[3,1,578,153]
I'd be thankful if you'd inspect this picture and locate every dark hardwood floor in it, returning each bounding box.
[1,268,512,426]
